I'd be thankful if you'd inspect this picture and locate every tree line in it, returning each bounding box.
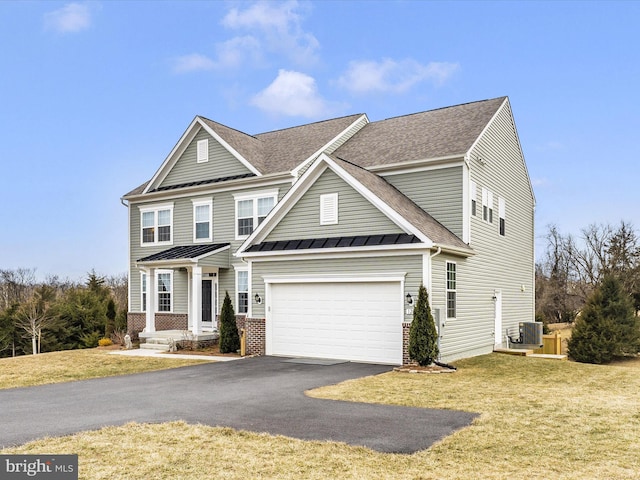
[0,269,127,358]
[536,221,640,363]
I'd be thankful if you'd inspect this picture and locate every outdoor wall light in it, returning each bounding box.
[406,293,413,305]
[254,293,262,304]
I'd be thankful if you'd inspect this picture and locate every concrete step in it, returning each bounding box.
[494,347,533,356]
[140,343,171,352]
[145,337,172,345]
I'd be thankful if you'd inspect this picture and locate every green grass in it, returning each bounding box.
[0,348,209,389]
[2,353,640,479]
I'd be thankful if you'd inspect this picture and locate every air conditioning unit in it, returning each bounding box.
[507,321,543,349]
[519,321,543,348]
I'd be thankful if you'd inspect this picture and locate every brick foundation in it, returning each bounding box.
[127,312,188,340]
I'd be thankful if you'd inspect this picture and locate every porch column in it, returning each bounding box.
[146,267,156,333]
[191,266,202,335]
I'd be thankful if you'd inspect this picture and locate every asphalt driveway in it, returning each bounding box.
[0,356,477,453]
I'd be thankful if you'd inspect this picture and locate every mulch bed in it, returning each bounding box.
[393,363,456,374]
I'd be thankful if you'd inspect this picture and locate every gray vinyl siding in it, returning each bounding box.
[438,101,534,361]
[383,166,464,238]
[160,128,253,189]
[250,254,423,320]
[267,169,403,242]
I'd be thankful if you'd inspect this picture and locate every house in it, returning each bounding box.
[122,96,535,365]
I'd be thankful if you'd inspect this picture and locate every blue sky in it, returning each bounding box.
[0,1,638,281]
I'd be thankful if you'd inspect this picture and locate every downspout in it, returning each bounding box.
[429,246,442,360]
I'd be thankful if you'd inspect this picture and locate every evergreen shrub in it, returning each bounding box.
[408,283,439,366]
[219,291,240,353]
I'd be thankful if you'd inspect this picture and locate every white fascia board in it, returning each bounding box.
[263,272,407,284]
[235,157,331,256]
[136,259,196,268]
[466,97,508,160]
[323,156,432,244]
[368,155,465,175]
[198,119,262,177]
[144,117,202,194]
[241,243,431,261]
[290,114,369,178]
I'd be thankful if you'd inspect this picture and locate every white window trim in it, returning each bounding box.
[320,193,338,225]
[481,188,494,224]
[141,272,147,313]
[139,203,174,247]
[446,261,457,319]
[156,269,173,313]
[233,189,278,240]
[192,198,213,243]
[197,139,209,163]
[235,267,249,315]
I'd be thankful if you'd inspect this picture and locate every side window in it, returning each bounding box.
[157,271,173,312]
[141,273,147,312]
[236,270,249,314]
[481,188,493,224]
[499,197,506,236]
[446,262,456,319]
[470,181,477,217]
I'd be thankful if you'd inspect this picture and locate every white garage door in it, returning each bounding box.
[267,281,403,364]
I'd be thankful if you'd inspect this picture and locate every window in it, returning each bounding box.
[499,197,506,236]
[481,188,493,224]
[140,204,173,245]
[236,270,248,314]
[157,271,172,312]
[141,273,147,312]
[320,193,338,225]
[192,199,212,242]
[470,181,477,217]
[446,262,456,319]
[234,191,277,239]
[197,139,208,163]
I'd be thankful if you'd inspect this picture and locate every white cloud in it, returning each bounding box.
[214,36,263,70]
[44,3,92,34]
[222,1,319,66]
[250,70,333,118]
[337,58,459,94]
[171,53,216,74]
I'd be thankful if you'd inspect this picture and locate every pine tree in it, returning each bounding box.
[105,299,116,338]
[219,291,240,353]
[568,275,640,364]
[408,284,439,366]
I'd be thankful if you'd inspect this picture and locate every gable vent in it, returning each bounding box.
[320,193,338,225]
[197,139,209,163]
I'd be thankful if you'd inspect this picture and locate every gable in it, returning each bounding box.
[158,128,254,190]
[265,168,404,243]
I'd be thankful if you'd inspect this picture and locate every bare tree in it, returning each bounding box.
[0,268,36,311]
[105,273,128,314]
[15,288,55,355]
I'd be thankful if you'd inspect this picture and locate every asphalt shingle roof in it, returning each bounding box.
[333,97,506,167]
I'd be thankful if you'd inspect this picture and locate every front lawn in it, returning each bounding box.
[2,354,640,479]
[0,348,208,389]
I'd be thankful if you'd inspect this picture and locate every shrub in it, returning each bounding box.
[408,284,439,366]
[98,338,113,347]
[568,275,640,364]
[219,291,240,354]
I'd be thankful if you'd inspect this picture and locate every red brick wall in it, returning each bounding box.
[244,317,266,356]
[402,322,411,365]
[127,312,188,340]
